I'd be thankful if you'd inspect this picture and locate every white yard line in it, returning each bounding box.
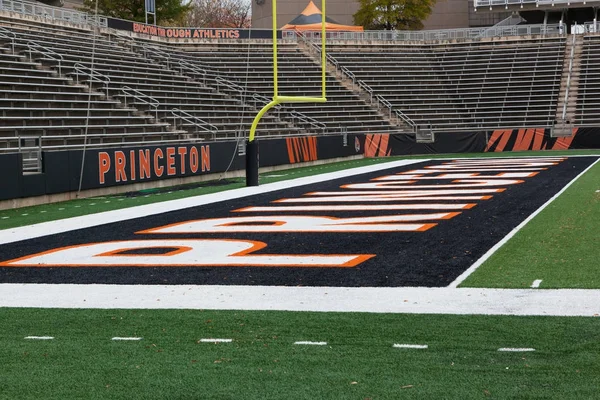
[24,336,54,340]
[449,157,600,288]
[294,341,327,345]
[498,348,535,352]
[0,159,425,245]
[111,337,142,341]
[393,344,428,349]
[199,338,232,343]
[0,284,599,316]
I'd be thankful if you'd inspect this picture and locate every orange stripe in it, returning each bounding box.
[378,134,390,156]
[485,130,506,152]
[532,128,545,150]
[286,138,295,164]
[494,129,513,152]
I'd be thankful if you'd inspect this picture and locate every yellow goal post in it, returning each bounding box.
[248,0,328,143]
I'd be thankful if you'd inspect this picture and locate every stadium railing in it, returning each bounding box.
[475,0,592,7]
[0,0,106,27]
[286,24,563,43]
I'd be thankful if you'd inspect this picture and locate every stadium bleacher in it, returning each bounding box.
[0,0,597,157]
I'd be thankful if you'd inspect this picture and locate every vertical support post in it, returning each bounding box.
[245,139,259,186]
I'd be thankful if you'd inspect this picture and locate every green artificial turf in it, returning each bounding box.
[461,158,600,289]
[0,309,599,399]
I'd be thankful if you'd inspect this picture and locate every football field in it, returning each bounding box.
[0,151,599,399]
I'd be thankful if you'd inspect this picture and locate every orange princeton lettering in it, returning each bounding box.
[201,145,210,172]
[98,152,111,185]
[178,147,188,174]
[114,151,127,182]
[166,147,176,176]
[139,149,150,179]
[154,148,164,177]
[129,150,136,181]
[190,146,199,173]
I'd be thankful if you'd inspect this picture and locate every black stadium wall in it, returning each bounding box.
[0,134,361,202]
[1,129,598,202]
[363,128,600,157]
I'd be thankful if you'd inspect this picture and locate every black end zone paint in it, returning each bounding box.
[0,156,596,288]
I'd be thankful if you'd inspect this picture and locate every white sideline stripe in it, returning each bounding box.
[294,341,327,345]
[199,338,232,343]
[0,159,426,245]
[1,284,599,316]
[112,337,142,341]
[393,344,428,349]
[24,336,53,340]
[449,157,600,288]
[498,348,535,352]
[531,279,542,288]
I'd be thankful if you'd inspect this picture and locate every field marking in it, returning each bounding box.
[112,337,142,341]
[1,284,599,316]
[24,336,54,340]
[0,159,425,245]
[449,157,600,288]
[294,341,327,345]
[531,280,542,288]
[199,338,232,343]
[498,348,535,352]
[393,344,428,349]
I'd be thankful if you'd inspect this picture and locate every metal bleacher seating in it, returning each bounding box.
[0,17,300,153]
[329,37,566,131]
[575,34,600,126]
[0,21,186,153]
[132,40,400,136]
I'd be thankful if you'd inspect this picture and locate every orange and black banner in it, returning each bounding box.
[366,128,600,157]
[484,127,600,152]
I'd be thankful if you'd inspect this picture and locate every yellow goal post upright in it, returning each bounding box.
[245,0,328,186]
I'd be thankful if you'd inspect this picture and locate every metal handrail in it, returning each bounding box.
[475,14,525,38]
[178,59,208,83]
[0,27,16,53]
[375,94,417,131]
[73,62,111,96]
[171,108,218,138]
[26,41,63,75]
[215,76,245,95]
[0,0,107,27]
[358,80,373,102]
[121,86,159,120]
[294,24,563,42]
[289,111,326,134]
[476,0,588,7]
[141,44,172,69]
[562,30,577,122]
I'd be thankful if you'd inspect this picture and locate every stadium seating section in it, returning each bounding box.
[0,12,596,155]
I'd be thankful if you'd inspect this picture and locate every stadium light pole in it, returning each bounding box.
[246,0,327,187]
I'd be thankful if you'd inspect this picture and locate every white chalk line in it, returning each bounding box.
[449,157,600,288]
[393,344,428,349]
[1,284,599,316]
[531,280,543,288]
[498,348,535,352]
[294,341,327,346]
[24,336,54,340]
[112,337,142,341]
[199,338,232,343]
